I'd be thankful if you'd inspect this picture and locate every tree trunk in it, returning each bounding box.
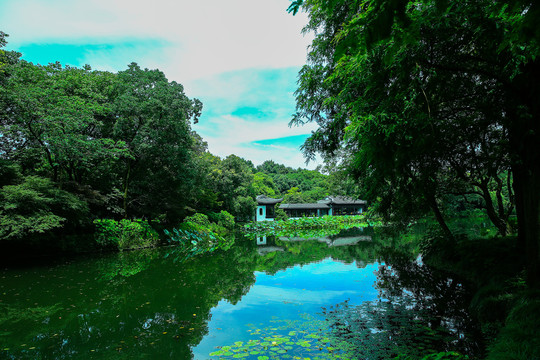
[123,160,131,218]
[428,194,453,239]
[507,59,540,288]
[478,181,508,236]
[512,164,540,288]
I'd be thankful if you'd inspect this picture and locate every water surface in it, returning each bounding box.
[0,228,481,359]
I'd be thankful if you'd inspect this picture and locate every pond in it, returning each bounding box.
[0,227,483,359]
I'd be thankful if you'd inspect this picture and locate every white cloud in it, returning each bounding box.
[1,0,313,82]
[194,114,319,168]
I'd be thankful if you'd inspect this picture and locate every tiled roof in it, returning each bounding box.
[325,196,367,205]
[279,203,330,210]
[256,195,284,205]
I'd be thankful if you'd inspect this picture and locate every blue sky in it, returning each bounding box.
[0,0,319,169]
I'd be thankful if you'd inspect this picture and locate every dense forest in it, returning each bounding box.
[0,30,359,255]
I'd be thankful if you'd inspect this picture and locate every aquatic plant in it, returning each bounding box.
[244,215,374,236]
[208,315,351,360]
[164,222,234,262]
[93,218,160,251]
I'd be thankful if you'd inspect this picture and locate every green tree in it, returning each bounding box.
[111,63,202,221]
[291,0,540,285]
[252,172,278,197]
[1,61,126,183]
[0,175,89,241]
[216,155,256,221]
[283,187,305,203]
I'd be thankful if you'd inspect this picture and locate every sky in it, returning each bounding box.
[0,0,320,169]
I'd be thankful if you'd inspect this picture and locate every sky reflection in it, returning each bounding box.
[193,258,379,359]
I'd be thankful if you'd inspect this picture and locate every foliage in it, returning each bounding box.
[0,36,203,250]
[0,176,89,241]
[486,295,540,360]
[163,222,234,262]
[244,215,370,235]
[210,210,236,231]
[93,218,160,251]
[252,172,278,198]
[192,153,258,221]
[111,63,202,221]
[184,212,212,226]
[274,208,289,221]
[256,160,342,202]
[417,228,540,359]
[291,0,540,285]
[184,211,236,235]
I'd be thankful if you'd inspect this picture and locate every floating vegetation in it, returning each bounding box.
[164,224,234,262]
[208,315,352,360]
[244,215,374,237]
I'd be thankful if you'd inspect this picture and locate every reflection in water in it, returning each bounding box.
[321,248,485,359]
[0,228,482,359]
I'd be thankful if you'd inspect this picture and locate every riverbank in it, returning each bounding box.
[421,233,540,360]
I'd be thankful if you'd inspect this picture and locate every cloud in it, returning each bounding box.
[15,40,171,70]
[191,67,320,168]
[217,284,358,314]
[1,0,313,81]
[194,114,318,168]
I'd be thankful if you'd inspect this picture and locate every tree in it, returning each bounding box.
[252,172,278,197]
[1,61,127,183]
[291,1,540,285]
[215,155,256,221]
[111,63,202,221]
[0,175,89,241]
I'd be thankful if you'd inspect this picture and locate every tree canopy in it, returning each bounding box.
[291,0,540,286]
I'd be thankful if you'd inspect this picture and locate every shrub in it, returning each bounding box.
[93,218,160,251]
[184,213,211,226]
[214,210,235,231]
[487,296,540,360]
[93,219,122,248]
[275,208,289,221]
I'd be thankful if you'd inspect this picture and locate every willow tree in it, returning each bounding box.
[290,1,540,286]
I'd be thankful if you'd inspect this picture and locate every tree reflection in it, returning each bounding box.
[322,247,485,359]
[0,242,259,359]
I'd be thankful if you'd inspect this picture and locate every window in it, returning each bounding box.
[259,208,263,216]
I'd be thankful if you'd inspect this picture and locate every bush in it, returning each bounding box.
[185,211,235,235]
[93,218,160,251]
[184,213,211,226]
[93,219,121,248]
[275,208,289,221]
[210,210,235,231]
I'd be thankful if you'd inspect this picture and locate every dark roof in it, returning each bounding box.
[325,196,367,205]
[256,195,283,205]
[279,203,330,210]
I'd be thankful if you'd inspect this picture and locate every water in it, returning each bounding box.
[0,228,481,359]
